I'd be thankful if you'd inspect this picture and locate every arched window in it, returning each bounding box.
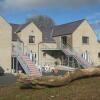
[82,51,91,63]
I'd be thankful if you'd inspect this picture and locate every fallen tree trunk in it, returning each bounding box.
[18,67,100,88]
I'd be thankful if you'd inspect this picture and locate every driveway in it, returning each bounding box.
[0,73,17,86]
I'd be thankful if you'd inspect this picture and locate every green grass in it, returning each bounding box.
[0,76,100,100]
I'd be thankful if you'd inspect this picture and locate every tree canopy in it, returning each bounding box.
[27,15,55,29]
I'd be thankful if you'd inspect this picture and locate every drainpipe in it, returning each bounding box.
[38,42,42,65]
[22,41,24,54]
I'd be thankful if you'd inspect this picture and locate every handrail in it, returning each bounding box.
[61,43,92,66]
[17,41,35,62]
[41,43,58,50]
[17,55,30,75]
[13,41,31,75]
[41,43,53,50]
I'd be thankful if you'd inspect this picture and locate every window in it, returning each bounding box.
[98,53,100,58]
[29,36,35,43]
[62,36,67,45]
[32,53,36,61]
[82,36,89,44]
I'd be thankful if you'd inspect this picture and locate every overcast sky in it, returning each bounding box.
[0,0,100,39]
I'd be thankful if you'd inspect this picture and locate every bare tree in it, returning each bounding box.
[27,15,55,29]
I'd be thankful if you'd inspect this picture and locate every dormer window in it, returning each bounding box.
[29,36,35,43]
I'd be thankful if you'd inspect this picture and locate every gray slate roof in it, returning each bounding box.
[11,21,55,43]
[53,19,85,37]
[10,23,21,41]
[37,26,55,43]
[15,21,31,33]
[11,19,85,43]
[98,40,100,43]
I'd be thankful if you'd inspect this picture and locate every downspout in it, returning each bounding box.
[22,41,24,54]
[38,42,42,65]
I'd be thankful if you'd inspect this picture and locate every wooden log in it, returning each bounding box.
[19,68,100,88]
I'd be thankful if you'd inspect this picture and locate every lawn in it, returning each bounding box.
[0,76,100,100]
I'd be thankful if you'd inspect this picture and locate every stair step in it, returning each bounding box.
[62,49,91,67]
[29,70,37,72]
[28,65,34,66]
[26,60,33,62]
[30,72,39,74]
[29,69,38,71]
[18,54,42,76]
[30,72,41,74]
[29,69,40,71]
[28,66,34,68]
[30,73,41,75]
[27,62,33,64]
[25,59,32,61]
[28,67,38,69]
[26,62,33,65]
[28,66,37,68]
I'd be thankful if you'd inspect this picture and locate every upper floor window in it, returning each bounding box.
[82,36,89,44]
[98,53,100,58]
[29,36,35,43]
[61,36,67,45]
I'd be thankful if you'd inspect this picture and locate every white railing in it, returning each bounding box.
[61,43,92,67]
[17,55,30,75]
[12,41,31,75]
[41,43,58,50]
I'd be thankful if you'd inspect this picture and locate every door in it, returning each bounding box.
[61,36,68,47]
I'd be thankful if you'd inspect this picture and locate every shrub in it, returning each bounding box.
[0,66,4,76]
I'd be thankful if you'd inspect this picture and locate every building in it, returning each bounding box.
[0,16,100,76]
[0,16,12,73]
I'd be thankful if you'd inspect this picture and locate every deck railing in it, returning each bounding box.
[61,43,92,67]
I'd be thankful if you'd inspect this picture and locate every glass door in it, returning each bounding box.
[61,36,68,48]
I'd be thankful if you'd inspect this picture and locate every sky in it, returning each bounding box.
[0,0,100,39]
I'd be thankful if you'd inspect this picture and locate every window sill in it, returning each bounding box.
[82,43,89,45]
[28,43,36,45]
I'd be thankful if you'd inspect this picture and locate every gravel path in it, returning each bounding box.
[0,74,17,86]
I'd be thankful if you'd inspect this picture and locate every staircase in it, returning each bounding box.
[17,53,42,77]
[12,40,42,77]
[62,46,92,68]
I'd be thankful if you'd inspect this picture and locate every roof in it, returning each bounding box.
[10,23,20,33]
[10,23,22,41]
[10,22,55,43]
[53,19,85,37]
[15,21,31,33]
[17,21,56,43]
[37,26,55,43]
[10,19,86,43]
[98,40,100,43]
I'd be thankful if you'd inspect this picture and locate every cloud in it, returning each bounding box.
[87,13,100,21]
[87,12,100,30]
[1,0,35,11]
[91,21,100,30]
[0,0,100,12]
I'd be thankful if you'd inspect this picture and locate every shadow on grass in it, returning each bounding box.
[70,74,100,83]
[0,73,17,86]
